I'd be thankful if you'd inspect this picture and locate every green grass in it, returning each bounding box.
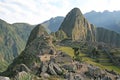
[56,46,74,57]
[105,66,120,73]
[57,46,120,74]
[80,53,120,73]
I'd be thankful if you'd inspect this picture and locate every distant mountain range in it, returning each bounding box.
[84,10,120,33]
[41,16,64,33]
[42,10,120,33]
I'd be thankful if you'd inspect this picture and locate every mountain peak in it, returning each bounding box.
[67,7,82,18]
[59,8,83,36]
[59,8,96,41]
[70,7,82,13]
[26,24,48,46]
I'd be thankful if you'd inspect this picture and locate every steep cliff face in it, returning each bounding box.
[96,27,120,47]
[59,8,96,42]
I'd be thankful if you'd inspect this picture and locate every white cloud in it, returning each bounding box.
[0,0,120,24]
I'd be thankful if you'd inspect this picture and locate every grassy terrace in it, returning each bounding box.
[80,53,120,73]
[56,46,74,57]
[56,46,120,73]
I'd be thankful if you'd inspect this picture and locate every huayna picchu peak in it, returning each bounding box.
[59,8,96,42]
[57,7,120,47]
[0,7,120,80]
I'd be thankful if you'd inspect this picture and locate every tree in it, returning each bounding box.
[91,47,98,58]
[72,47,82,62]
[72,47,80,56]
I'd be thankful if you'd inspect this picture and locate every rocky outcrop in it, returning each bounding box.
[68,72,74,80]
[48,63,57,75]
[39,62,48,73]
[38,60,63,76]
[59,8,96,42]
[87,65,101,77]
[0,76,10,80]
[62,64,77,72]
[55,51,73,63]
[52,62,63,75]
[15,71,28,80]
[26,24,48,46]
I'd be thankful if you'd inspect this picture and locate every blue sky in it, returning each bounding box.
[0,0,120,24]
